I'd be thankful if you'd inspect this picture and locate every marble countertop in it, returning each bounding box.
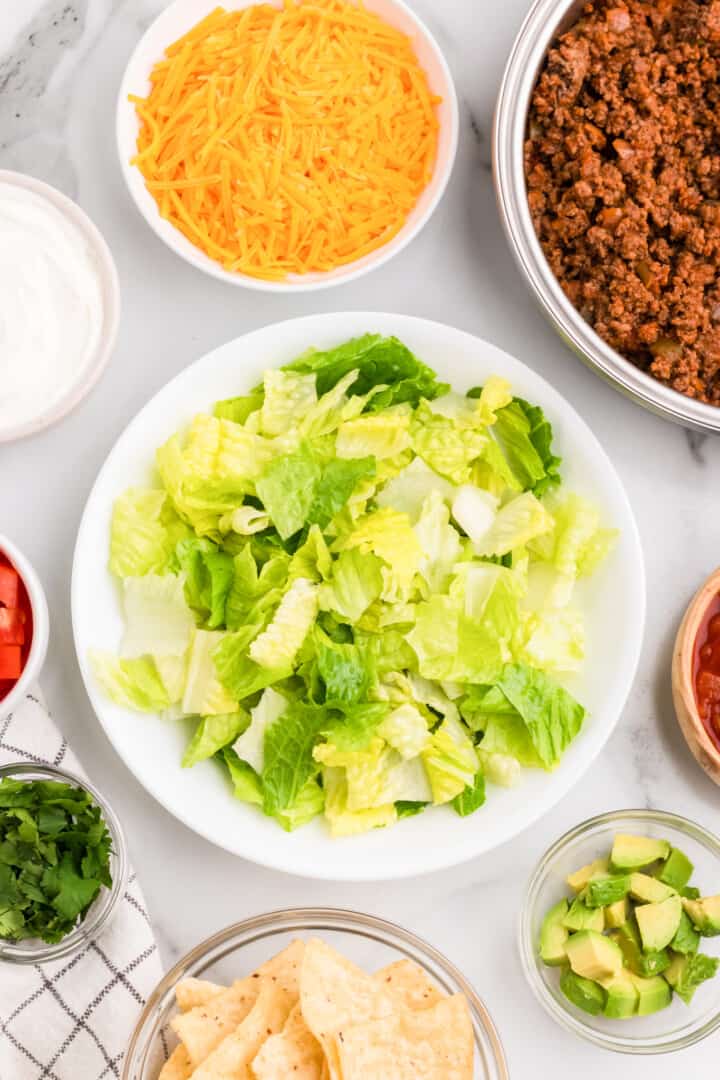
[2,0,720,1075]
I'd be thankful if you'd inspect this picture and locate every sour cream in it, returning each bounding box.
[0,181,105,432]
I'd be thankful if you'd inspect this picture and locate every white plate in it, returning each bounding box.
[116,0,458,292]
[72,313,645,880]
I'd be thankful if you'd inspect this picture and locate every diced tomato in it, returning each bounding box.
[0,645,22,680]
[0,565,19,609]
[0,607,25,645]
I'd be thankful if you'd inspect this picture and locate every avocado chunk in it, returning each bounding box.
[665,953,720,1005]
[630,973,671,1016]
[610,924,669,977]
[566,930,623,981]
[657,847,694,892]
[670,910,700,955]
[630,873,676,904]
[636,895,682,952]
[585,874,631,909]
[540,899,569,966]
[605,897,630,929]
[560,968,606,1016]
[563,898,604,933]
[598,971,639,1019]
[611,834,670,870]
[566,857,610,893]
[682,895,720,937]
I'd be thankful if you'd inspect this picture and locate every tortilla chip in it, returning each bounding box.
[251,1003,325,1080]
[176,978,224,1012]
[300,939,396,1080]
[159,1044,193,1080]
[190,981,294,1080]
[334,994,474,1080]
[172,942,303,1067]
[171,980,259,1067]
[374,960,443,1011]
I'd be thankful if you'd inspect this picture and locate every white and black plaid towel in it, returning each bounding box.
[0,693,162,1080]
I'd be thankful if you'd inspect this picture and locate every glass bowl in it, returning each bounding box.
[0,761,129,964]
[519,809,720,1054]
[122,907,509,1079]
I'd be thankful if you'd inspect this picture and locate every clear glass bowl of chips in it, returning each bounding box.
[122,907,508,1079]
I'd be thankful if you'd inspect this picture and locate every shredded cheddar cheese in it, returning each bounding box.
[130,0,440,280]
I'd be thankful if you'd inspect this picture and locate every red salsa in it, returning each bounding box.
[694,592,720,752]
[0,553,33,702]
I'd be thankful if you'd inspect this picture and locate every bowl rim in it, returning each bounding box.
[122,906,509,1080]
[492,0,720,433]
[114,0,459,293]
[0,169,121,443]
[518,808,720,1054]
[0,760,130,964]
[0,534,50,723]
[672,567,720,783]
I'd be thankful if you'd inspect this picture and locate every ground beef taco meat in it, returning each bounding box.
[525,0,720,406]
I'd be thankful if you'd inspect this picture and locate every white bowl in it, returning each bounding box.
[0,535,50,723]
[115,0,458,292]
[0,171,120,443]
[71,312,645,880]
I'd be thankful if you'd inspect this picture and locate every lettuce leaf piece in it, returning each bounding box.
[224,546,289,631]
[518,608,585,673]
[320,549,384,624]
[414,491,463,592]
[255,442,322,540]
[407,595,504,684]
[459,684,517,732]
[451,770,486,816]
[319,702,389,752]
[109,489,190,578]
[183,711,249,768]
[496,663,585,769]
[334,508,422,593]
[176,538,234,629]
[474,377,513,427]
[249,578,318,670]
[472,492,554,557]
[534,495,617,606]
[378,703,430,759]
[182,629,239,715]
[478,749,523,787]
[306,457,376,529]
[336,408,411,460]
[213,628,289,702]
[218,505,270,535]
[261,701,327,815]
[274,777,324,832]
[259,369,317,436]
[90,652,170,713]
[314,629,372,704]
[283,334,448,409]
[232,687,288,773]
[214,392,263,425]
[395,800,428,819]
[421,715,479,804]
[314,738,432,809]
[220,747,263,805]
[411,404,488,484]
[492,398,561,496]
[154,654,188,704]
[322,766,397,836]
[287,526,332,584]
[375,456,455,522]
[481,712,543,767]
[119,574,195,659]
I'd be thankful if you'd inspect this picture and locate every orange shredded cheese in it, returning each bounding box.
[130,0,441,280]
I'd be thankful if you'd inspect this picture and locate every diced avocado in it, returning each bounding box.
[560,968,607,1016]
[630,973,672,1016]
[665,953,720,1005]
[598,971,639,1019]
[682,896,720,937]
[563,898,604,933]
[611,834,670,871]
[566,857,610,893]
[605,897,630,929]
[682,885,701,900]
[610,926,669,977]
[540,899,569,966]
[670,910,700,956]
[636,895,682,952]
[585,874,631,909]
[566,930,623,981]
[630,873,676,904]
[657,847,694,892]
